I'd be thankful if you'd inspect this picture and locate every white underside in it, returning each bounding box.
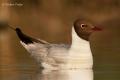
[20,27,93,69]
[40,69,93,80]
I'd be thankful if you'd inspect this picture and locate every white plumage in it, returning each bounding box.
[20,27,93,69]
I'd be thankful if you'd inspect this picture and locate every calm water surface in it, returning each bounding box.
[0,53,120,80]
[1,64,120,80]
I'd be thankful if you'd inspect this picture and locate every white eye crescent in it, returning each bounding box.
[81,24,87,29]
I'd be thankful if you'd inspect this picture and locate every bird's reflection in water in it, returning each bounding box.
[34,69,93,80]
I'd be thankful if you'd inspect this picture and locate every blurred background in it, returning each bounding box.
[0,0,120,80]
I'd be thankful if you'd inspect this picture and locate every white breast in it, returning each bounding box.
[66,28,93,69]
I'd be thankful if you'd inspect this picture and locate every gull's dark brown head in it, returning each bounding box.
[73,19,102,41]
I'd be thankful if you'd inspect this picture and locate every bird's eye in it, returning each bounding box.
[81,24,87,29]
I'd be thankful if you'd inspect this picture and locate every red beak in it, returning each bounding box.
[92,26,102,31]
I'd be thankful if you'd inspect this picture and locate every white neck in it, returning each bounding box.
[66,27,93,68]
[69,27,92,57]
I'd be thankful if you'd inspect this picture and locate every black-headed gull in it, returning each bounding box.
[4,19,102,69]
